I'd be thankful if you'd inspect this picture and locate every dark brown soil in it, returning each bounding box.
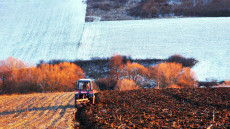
[77,88,230,128]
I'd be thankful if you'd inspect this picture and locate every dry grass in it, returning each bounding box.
[0,92,76,128]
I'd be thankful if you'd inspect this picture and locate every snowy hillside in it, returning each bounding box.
[78,17,230,81]
[0,0,86,64]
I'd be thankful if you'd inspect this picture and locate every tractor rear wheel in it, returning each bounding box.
[89,95,95,104]
[74,98,77,108]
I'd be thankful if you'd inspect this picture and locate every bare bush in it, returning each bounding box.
[224,81,230,86]
[36,62,85,92]
[115,79,139,91]
[152,62,197,88]
[123,62,148,85]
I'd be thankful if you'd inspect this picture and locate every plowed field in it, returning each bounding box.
[0,92,76,128]
[79,88,230,128]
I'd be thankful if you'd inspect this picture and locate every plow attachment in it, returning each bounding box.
[75,95,95,108]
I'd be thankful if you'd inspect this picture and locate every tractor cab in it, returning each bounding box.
[75,79,95,108]
[77,80,92,91]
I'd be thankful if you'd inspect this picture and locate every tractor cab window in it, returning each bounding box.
[78,82,90,90]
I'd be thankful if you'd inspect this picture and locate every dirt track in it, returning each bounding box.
[0,92,76,128]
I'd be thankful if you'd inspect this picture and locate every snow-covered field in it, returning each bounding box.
[78,17,230,81]
[0,0,86,64]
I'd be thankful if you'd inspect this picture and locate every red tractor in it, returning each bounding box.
[75,79,95,108]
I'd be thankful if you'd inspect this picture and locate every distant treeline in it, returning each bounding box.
[128,0,230,18]
[0,57,84,94]
[41,55,199,91]
[1,55,228,94]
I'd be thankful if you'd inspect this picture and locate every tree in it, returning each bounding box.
[0,57,85,94]
[152,62,197,88]
[123,62,148,85]
[178,67,197,88]
[109,55,124,80]
[167,54,198,68]
[57,62,85,91]
[0,57,27,93]
[37,62,85,92]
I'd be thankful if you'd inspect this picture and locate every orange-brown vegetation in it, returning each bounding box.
[225,81,230,86]
[108,55,149,90]
[109,55,124,80]
[0,92,76,128]
[79,88,230,128]
[218,81,230,87]
[1,55,197,93]
[152,62,196,88]
[0,57,84,94]
[106,55,197,90]
[124,62,148,84]
[114,79,139,91]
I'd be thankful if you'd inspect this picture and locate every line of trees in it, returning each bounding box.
[108,54,197,90]
[129,0,230,18]
[0,57,84,94]
[0,55,203,93]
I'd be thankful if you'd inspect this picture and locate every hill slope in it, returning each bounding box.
[78,88,230,128]
[0,0,86,64]
[0,92,76,128]
[78,17,230,81]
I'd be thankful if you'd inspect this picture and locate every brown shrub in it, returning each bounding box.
[0,57,28,94]
[152,62,197,88]
[178,67,197,88]
[115,79,139,91]
[225,81,230,85]
[37,62,85,92]
[168,84,181,88]
[123,62,148,85]
[221,81,230,86]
